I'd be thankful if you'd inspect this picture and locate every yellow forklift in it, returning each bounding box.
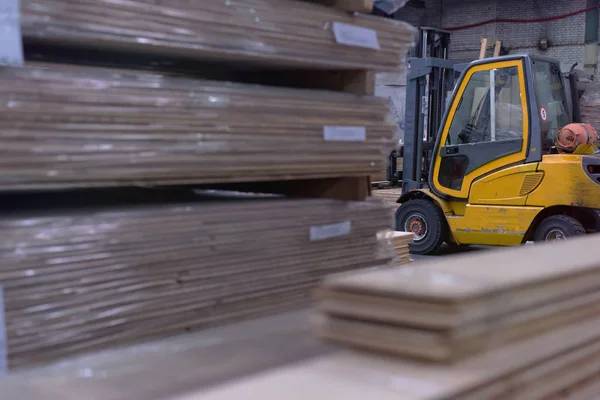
[393,30,600,254]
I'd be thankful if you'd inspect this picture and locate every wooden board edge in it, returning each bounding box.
[306,0,375,13]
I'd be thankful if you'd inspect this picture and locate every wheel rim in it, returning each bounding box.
[545,229,567,241]
[404,213,428,242]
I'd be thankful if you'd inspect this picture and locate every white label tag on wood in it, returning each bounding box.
[0,286,6,375]
[310,221,352,241]
[324,126,367,142]
[0,0,24,66]
[332,22,380,50]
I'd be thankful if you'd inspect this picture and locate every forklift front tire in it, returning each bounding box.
[533,215,586,242]
[395,199,446,255]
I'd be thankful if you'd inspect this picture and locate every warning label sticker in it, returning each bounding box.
[540,107,548,122]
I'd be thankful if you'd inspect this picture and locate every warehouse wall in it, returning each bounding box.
[394,0,589,67]
[379,0,594,136]
[441,0,587,67]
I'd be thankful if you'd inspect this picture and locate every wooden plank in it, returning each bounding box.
[320,235,600,304]
[186,317,600,400]
[479,38,488,59]
[314,235,600,361]
[306,0,375,13]
[0,197,392,370]
[21,0,411,72]
[493,40,502,57]
[0,65,396,192]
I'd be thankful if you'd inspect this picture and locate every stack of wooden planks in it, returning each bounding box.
[308,235,600,398]
[20,0,415,72]
[377,231,413,264]
[9,238,600,399]
[194,316,600,399]
[372,187,402,209]
[0,195,392,370]
[316,236,600,362]
[0,0,414,375]
[0,65,397,190]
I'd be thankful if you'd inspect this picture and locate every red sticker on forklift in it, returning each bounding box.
[540,107,548,122]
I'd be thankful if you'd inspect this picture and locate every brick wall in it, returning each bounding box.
[395,0,589,68]
[380,0,594,138]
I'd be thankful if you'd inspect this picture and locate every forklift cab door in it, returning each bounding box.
[431,59,531,199]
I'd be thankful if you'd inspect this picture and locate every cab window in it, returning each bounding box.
[446,66,523,146]
[438,65,524,191]
[532,61,570,152]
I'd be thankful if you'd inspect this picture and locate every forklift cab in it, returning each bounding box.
[431,55,570,198]
[397,54,600,254]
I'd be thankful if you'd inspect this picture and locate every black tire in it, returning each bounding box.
[533,215,586,242]
[395,199,447,255]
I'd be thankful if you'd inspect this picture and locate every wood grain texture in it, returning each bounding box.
[0,65,398,191]
[6,308,600,400]
[315,235,600,362]
[306,0,375,13]
[20,0,416,72]
[184,317,600,400]
[372,187,402,209]
[0,196,393,370]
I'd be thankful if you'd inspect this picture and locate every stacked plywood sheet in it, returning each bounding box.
[20,0,416,72]
[187,317,600,399]
[0,65,397,190]
[8,299,600,399]
[0,196,392,370]
[176,236,600,400]
[315,236,600,363]
[372,188,402,209]
[377,230,413,264]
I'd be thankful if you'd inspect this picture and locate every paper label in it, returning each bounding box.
[0,286,6,375]
[332,22,380,50]
[0,0,24,66]
[324,126,366,142]
[310,221,352,241]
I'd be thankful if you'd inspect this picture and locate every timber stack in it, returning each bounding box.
[6,234,600,399]
[310,235,600,399]
[0,0,417,371]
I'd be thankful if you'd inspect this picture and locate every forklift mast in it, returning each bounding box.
[395,27,463,194]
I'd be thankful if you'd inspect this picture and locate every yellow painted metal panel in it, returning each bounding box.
[527,155,600,208]
[469,163,539,206]
[447,204,542,246]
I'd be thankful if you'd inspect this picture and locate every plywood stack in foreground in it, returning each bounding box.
[6,238,600,399]
[0,195,392,370]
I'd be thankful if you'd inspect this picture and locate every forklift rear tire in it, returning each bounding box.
[395,199,446,255]
[533,215,586,242]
